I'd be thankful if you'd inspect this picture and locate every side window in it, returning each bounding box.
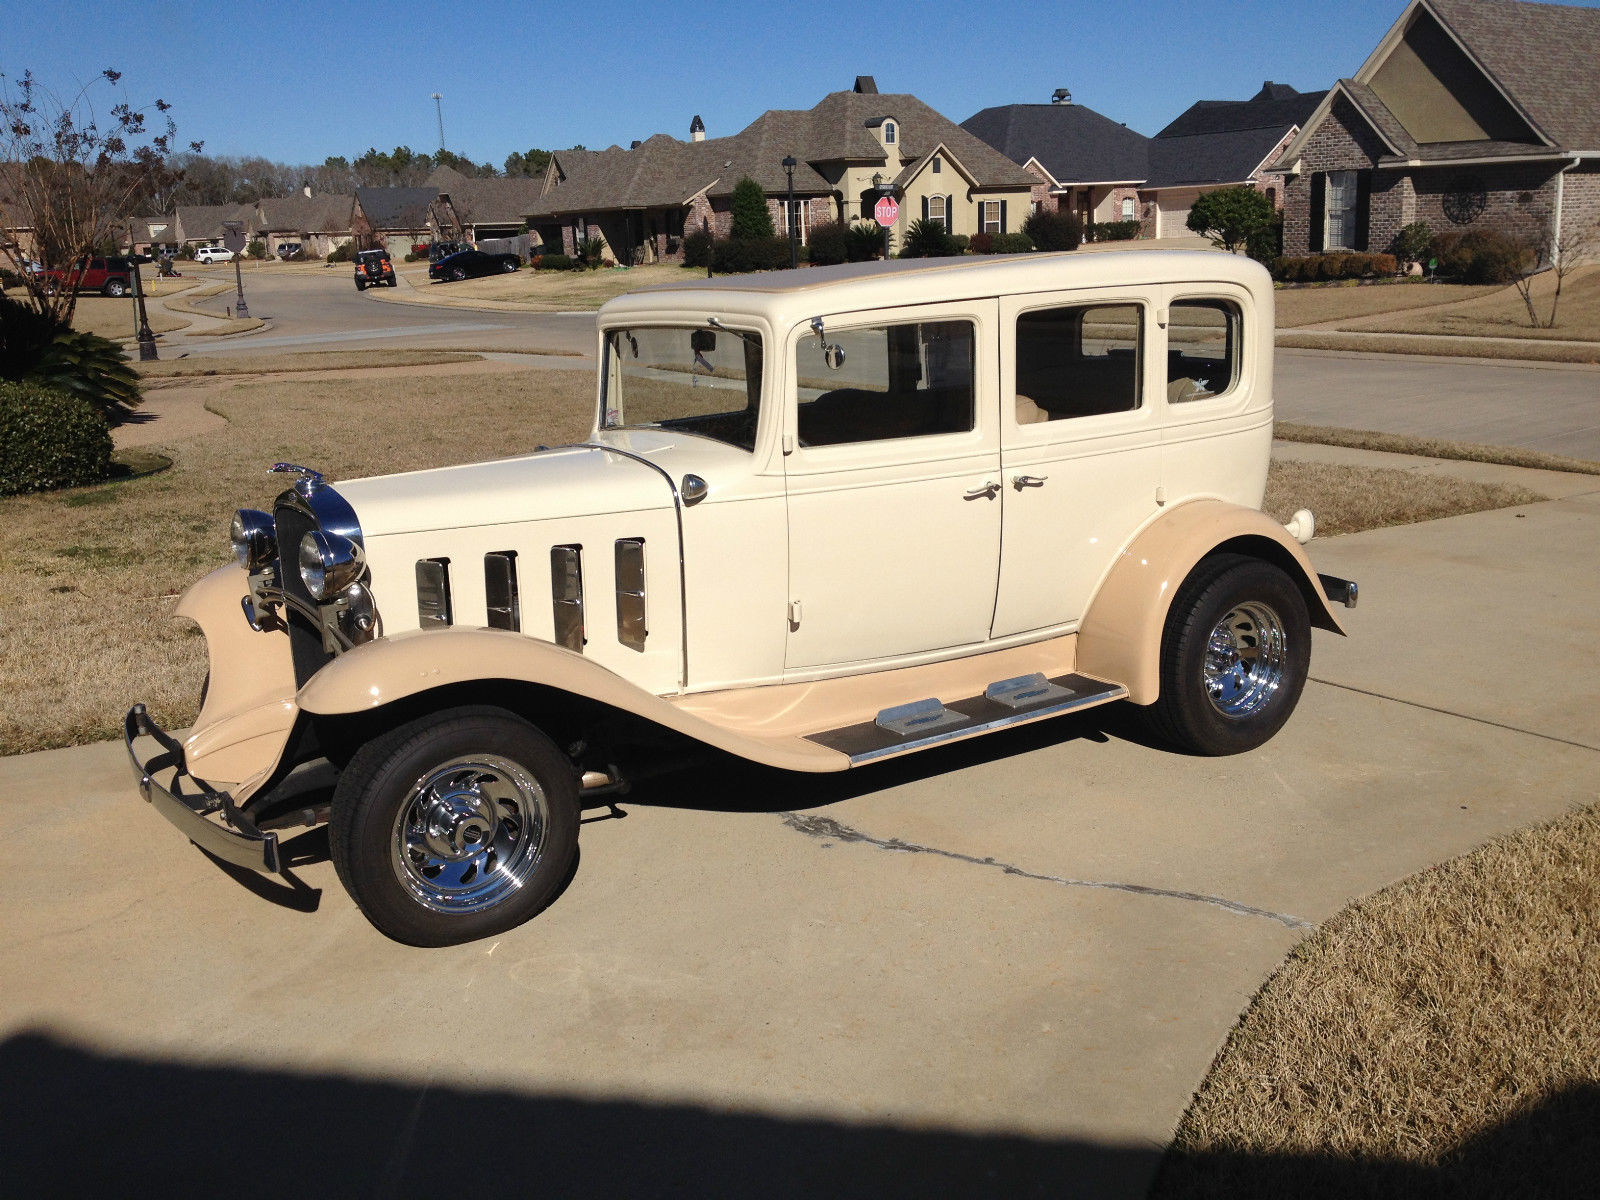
[1166,300,1242,403]
[1013,303,1143,423]
[797,320,975,448]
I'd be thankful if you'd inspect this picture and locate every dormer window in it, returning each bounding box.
[883,121,897,145]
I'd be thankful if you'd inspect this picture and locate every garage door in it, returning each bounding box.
[1158,189,1206,240]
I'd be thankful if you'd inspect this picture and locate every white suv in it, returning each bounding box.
[127,250,1358,946]
[194,246,235,264]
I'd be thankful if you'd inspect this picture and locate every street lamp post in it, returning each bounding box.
[782,155,798,269]
[222,220,249,318]
[873,173,892,260]
[130,252,157,361]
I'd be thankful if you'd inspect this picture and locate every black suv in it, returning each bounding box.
[354,250,397,290]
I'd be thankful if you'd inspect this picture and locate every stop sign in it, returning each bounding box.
[873,195,899,228]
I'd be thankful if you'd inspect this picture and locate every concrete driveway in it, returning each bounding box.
[4,455,1597,1197]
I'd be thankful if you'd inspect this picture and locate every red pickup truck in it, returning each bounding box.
[44,255,141,297]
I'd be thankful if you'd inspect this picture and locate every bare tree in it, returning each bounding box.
[0,68,198,325]
[1513,220,1598,330]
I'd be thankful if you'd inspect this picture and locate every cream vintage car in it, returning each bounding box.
[127,250,1357,946]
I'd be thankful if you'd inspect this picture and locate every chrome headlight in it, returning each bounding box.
[230,508,277,571]
[298,530,364,602]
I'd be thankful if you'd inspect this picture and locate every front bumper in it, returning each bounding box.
[125,703,281,874]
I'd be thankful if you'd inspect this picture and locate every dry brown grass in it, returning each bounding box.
[1153,803,1600,1198]
[399,263,684,310]
[135,350,484,378]
[1275,330,1600,363]
[0,368,595,757]
[1274,282,1492,328]
[1276,422,1600,476]
[1358,267,1600,342]
[0,374,1544,758]
[1263,459,1542,536]
[68,297,189,340]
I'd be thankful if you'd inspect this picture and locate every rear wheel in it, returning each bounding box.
[355,279,366,291]
[1142,555,1311,756]
[450,266,466,281]
[500,258,518,273]
[330,707,579,946]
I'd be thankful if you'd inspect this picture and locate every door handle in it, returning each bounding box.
[1012,475,1048,490]
[964,481,1001,501]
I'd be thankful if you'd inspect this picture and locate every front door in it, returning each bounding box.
[784,302,1001,672]
[991,289,1162,639]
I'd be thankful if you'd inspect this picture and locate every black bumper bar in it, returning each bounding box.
[1318,573,1360,609]
[124,704,281,874]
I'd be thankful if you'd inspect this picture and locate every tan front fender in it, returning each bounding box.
[295,628,851,774]
[1076,500,1347,705]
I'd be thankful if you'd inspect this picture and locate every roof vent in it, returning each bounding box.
[630,140,642,150]
[854,76,878,95]
[1052,88,1072,105]
[690,114,705,142]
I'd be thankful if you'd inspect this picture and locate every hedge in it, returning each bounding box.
[1272,252,1399,282]
[0,379,113,495]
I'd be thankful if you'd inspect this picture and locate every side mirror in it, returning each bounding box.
[690,329,716,353]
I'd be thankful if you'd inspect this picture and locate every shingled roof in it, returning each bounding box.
[1424,0,1600,148]
[255,192,354,234]
[528,87,1033,219]
[354,187,436,230]
[174,203,257,242]
[1156,82,1326,139]
[425,167,543,225]
[961,102,1151,185]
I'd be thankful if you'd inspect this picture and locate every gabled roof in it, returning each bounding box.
[354,186,436,229]
[1155,83,1325,139]
[174,203,256,241]
[529,87,1034,219]
[1146,125,1299,188]
[255,192,354,234]
[425,167,543,225]
[892,143,981,190]
[961,102,1151,186]
[1422,0,1600,148]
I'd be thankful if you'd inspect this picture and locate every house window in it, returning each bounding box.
[883,121,897,145]
[981,201,1001,234]
[1325,170,1358,250]
[784,198,812,245]
[932,156,941,174]
[927,195,947,228]
[1121,197,1135,220]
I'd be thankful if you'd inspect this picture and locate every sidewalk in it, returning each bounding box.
[3,459,1597,1197]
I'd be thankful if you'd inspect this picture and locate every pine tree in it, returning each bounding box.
[729,177,776,241]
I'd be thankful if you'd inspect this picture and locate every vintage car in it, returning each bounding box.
[127,251,1357,946]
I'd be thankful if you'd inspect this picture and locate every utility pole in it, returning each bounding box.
[431,93,445,153]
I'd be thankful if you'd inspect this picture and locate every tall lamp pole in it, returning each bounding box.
[782,155,798,269]
[130,251,157,361]
[222,220,249,318]
[431,93,445,153]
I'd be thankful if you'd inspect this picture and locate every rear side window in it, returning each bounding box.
[796,320,975,447]
[1166,299,1242,402]
[1013,303,1143,423]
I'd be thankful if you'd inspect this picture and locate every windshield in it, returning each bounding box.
[601,325,763,452]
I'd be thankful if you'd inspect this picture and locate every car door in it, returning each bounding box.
[990,289,1162,639]
[783,301,1002,673]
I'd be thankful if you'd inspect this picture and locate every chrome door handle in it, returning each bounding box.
[964,481,1001,501]
[1012,475,1048,490]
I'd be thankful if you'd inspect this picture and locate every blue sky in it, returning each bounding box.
[6,0,1597,169]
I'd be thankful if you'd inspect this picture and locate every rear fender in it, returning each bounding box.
[1077,500,1346,705]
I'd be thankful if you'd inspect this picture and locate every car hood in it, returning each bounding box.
[333,444,676,538]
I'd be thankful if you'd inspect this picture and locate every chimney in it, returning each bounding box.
[1051,88,1072,105]
[630,139,642,150]
[690,115,705,142]
[854,76,879,95]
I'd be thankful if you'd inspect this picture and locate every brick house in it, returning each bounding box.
[963,84,1324,240]
[1271,0,1600,263]
[254,191,355,257]
[426,167,542,242]
[351,187,436,255]
[525,77,1036,263]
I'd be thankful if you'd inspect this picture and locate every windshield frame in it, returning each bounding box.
[598,321,766,453]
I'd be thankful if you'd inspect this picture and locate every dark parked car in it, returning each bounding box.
[428,248,520,282]
[354,249,397,290]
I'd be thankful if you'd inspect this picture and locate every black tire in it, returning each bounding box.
[330,706,579,946]
[500,258,518,273]
[450,266,466,281]
[1141,554,1311,756]
[355,280,366,291]
[386,277,397,287]
[103,278,127,297]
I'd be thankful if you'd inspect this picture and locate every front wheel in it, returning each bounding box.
[330,707,579,946]
[500,258,518,273]
[104,278,127,297]
[1142,555,1311,756]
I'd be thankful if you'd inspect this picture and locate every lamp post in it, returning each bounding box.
[221,220,249,318]
[130,251,157,361]
[782,155,798,269]
[873,172,891,260]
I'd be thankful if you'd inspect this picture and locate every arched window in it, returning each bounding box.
[883,121,897,145]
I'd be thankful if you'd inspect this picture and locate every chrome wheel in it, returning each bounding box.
[1202,601,1288,718]
[390,754,548,914]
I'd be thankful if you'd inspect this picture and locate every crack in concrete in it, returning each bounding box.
[778,812,1316,930]
[1310,677,1600,754]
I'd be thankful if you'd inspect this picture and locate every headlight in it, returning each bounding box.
[298,530,364,601]
[230,508,277,571]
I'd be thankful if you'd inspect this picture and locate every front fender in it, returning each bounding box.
[1077,500,1347,705]
[295,628,850,773]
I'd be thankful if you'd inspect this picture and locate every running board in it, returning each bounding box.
[805,672,1127,766]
